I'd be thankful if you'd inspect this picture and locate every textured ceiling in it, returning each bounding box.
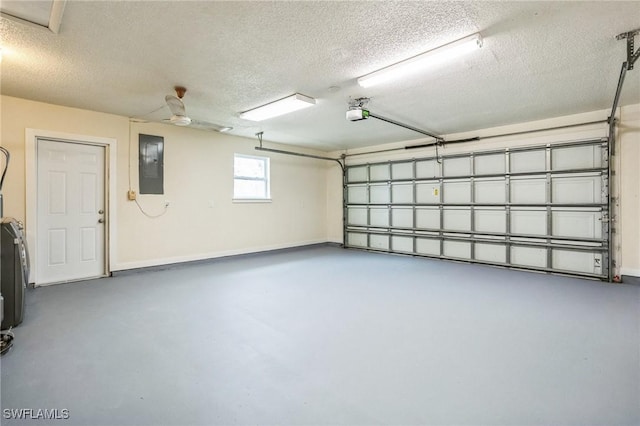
[1,1,639,151]
[1,0,53,27]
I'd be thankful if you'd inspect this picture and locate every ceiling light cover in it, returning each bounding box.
[240,93,316,121]
[357,33,483,88]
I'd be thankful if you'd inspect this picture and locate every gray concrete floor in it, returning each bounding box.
[1,245,639,426]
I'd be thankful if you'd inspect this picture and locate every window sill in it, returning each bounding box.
[232,198,272,203]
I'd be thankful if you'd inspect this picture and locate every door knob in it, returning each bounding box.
[98,218,104,224]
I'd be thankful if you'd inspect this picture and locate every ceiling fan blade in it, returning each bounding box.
[190,119,233,133]
[165,94,186,117]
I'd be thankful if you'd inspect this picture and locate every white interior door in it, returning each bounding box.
[37,139,106,284]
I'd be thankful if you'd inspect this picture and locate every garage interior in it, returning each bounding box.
[0,1,639,425]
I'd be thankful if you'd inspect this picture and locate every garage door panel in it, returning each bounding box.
[475,209,506,233]
[443,157,471,176]
[391,183,413,203]
[553,250,601,274]
[475,154,505,175]
[443,209,471,231]
[392,236,413,253]
[370,208,389,227]
[347,166,367,182]
[416,208,440,229]
[511,209,547,236]
[511,178,546,204]
[416,160,440,179]
[552,210,602,239]
[416,182,440,203]
[475,179,506,203]
[391,208,413,228]
[511,246,547,268]
[369,234,389,250]
[347,185,368,203]
[552,175,601,204]
[347,232,367,247]
[444,240,471,259]
[552,145,602,171]
[370,185,390,203]
[370,164,390,181]
[416,238,440,256]
[476,243,506,263]
[511,150,545,173]
[392,162,413,180]
[347,207,368,226]
[443,181,471,203]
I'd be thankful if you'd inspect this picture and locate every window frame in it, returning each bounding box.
[233,153,271,202]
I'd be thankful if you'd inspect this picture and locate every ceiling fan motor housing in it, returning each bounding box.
[170,115,192,126]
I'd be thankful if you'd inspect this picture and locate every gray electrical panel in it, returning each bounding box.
[139,134,164,194]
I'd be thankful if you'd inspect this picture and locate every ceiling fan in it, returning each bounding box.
[164,86,232,132]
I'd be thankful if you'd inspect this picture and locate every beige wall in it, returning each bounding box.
[3,95,638,278]
[1,96,328,273]
[618,104,640,277]
[326,104,640,278]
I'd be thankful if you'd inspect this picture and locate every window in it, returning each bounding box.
[233,154,270,200]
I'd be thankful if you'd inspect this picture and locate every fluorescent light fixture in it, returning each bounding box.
[240,93,316,121]
[357,33,483,88]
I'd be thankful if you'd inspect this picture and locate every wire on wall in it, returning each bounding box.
[134,199,168,219]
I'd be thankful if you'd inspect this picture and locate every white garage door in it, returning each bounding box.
[344,139,610,280]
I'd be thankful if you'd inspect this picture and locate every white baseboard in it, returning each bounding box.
[111,239,329,272]
[620,268,640,278]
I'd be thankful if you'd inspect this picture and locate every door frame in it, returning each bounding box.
[25,129,117,286]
